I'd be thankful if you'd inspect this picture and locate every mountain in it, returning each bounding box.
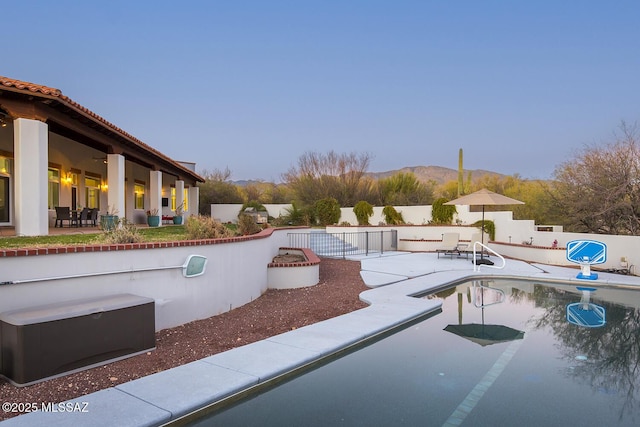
[232,180,265,187]
[230,166,506,186]
[366,165,505,185]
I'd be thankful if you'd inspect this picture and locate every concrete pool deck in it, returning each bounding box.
[3,252,640,426]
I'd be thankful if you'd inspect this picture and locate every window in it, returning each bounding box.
[170,187,188,212]
[183,188,188,212]
[48,168,60,209]
[0,157,10,175]
[85,177,100,209]
[134,183,145,210]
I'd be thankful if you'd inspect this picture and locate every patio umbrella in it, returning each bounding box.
[445,189,524,265]
[444,322,524,347]
[446,281,524,346]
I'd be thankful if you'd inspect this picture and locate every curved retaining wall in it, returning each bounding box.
[0,228,304,331]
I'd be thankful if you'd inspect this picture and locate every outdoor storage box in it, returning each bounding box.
[0,293,155,386]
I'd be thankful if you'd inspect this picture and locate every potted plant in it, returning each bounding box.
[100,206,119,231]
[173,203,184,225]
[146,208,160,227]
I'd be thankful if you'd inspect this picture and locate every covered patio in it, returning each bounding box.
[0,76,204,236]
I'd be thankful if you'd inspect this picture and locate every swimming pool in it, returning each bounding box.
[179,278,640,426]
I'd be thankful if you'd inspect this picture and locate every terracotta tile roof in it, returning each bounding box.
[0,76,62,97]
[0,75,204,182]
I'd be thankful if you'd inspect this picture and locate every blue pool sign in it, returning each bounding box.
[566,240,607,280]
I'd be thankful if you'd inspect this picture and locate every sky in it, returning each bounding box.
[4,1,640,182]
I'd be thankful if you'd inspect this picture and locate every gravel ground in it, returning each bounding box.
[0,258,367,421]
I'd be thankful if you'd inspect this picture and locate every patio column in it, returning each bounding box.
[14,118,48,236]
[188,185,199,218]
[107,153,125,219]
[175,180,184,212]
[149,170,162,226]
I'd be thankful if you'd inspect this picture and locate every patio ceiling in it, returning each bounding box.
[0,76,204,183]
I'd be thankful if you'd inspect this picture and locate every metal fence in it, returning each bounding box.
[287,230,398,259]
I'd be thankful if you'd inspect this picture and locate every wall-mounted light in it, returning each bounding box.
[0,110,9,128]
[62,172,73,185]
[101,182,108,191]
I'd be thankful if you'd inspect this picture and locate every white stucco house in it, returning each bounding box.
[0,76,203,236]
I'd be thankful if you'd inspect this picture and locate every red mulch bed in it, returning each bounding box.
[0,258,367,421]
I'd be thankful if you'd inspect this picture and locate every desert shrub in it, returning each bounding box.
[101,219,143,244]
[339,221,352,226]
[300,205,317,225]
[274,202,312,226]
[186,215,235,239]
[431,198,457,224]
[314,197,341,226]
[237,213,262,235]
[238,200,267,216]
[382,205,404,225]
[270,215,287,226]
[471,219,495,240]
[353,201,373,225]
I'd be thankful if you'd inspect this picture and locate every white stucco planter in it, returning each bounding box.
[267,248,320,290]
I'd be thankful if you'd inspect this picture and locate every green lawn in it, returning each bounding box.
[0,223,244,249]
[0,226,189,249]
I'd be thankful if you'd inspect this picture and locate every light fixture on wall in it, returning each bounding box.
[100,182,108,191]
[0,109,9,127]
[92,156,107,164]
[63,172,73,185]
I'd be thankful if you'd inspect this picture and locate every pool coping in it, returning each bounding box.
[3,253,639,426]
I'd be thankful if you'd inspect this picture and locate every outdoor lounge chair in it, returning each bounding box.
[436,233,460,259]
[465,232,490,258]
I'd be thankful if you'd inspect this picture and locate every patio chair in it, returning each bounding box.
[54,206,74,228]
[465,232,490,258]
[78,207,91,227]
[436,233,460,259]
[89,208,99,226]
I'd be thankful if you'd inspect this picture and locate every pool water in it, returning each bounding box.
[185,279,640,426]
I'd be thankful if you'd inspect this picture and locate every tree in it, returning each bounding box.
[197,168,243,215]
[240,183,265,204]
[458,148,464,197]
[552,122,640,234]
[503,177,564,225]
[263,183,294,204]
[377,172,434,205]
[240,181,293,204]
[437,180,460,200]
[282,151,373,206]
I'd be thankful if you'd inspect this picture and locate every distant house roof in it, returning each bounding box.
[0,75,204,183]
